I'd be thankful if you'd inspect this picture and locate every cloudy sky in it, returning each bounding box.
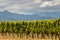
[0,0,60,15]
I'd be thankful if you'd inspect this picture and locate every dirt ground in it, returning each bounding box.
[0,34,59,40]
[0,36,57,40]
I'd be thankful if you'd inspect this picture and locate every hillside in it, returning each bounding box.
[0,11,55,21]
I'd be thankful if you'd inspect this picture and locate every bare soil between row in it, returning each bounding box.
[0,33,59,40]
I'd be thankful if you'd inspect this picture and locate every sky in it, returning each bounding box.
[0,0,60,15]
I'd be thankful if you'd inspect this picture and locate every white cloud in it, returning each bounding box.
[33,0,42,3]
[8,10,34,15]
[0,0,60,15]
[40,1,59,7]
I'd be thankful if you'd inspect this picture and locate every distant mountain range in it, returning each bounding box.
[0,11,60,21]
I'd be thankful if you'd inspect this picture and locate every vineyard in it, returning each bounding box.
[0,19,60,40]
